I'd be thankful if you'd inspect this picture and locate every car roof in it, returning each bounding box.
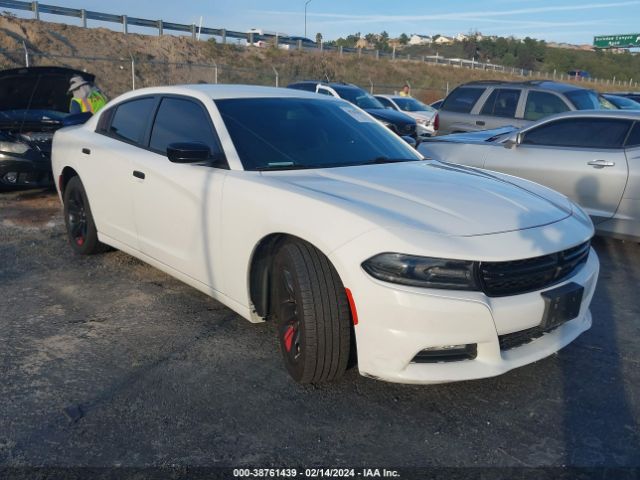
[375,94,421,101]
[459,80,591,93]
[536,109,640,122]
[288,80,363,91]
[113,84,326,102]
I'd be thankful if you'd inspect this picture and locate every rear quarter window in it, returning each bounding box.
[441,87,485,113]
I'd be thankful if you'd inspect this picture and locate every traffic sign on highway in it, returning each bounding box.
[594,34,640,48]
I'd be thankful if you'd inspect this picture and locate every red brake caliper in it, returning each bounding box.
[284,326,295,352]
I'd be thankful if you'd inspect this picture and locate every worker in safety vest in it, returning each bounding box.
[68,75,108,115]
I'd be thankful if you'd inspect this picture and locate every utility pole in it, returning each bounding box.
[304,0,313,38]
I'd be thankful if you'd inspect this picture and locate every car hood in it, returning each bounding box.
[0,67,95,116]
[268,161,573,237]
[364,108,416,125]
[428,126,517,144]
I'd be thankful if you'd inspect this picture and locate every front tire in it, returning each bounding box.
[271,240,352,384]
[63,176,106,255]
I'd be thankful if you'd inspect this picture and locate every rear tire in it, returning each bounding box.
[271,240,351,384]
[63,176,107,255]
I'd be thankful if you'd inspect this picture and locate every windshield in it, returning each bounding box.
[565,90,607,110]
[334,88,385,109]
[216,98,422,171]
[393,98,434,113]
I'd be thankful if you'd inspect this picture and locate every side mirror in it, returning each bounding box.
[503,132,523,149]
[167,142,211,163]
[62,111,92,127]
[401,136,417,148]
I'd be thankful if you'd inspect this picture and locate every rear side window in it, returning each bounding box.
[625,122,640,147]
[480,88,520,118]
[524,91,569,121]
[522,118,632,149]
[149,97,221,155]
[109,98,156,144]
[441,87,485,113]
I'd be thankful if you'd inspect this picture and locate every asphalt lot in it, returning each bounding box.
[1,188,639,469]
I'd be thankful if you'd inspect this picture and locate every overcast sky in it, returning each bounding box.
[14,0,640,44]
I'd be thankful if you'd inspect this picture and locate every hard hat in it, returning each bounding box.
[68,75,89,93]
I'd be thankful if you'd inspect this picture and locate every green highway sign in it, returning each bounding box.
[594,34,640,48]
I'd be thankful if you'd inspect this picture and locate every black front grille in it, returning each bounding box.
[499,325,560,351]
[478,241,590,297]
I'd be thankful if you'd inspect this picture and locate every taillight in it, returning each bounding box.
[433,113,439,132]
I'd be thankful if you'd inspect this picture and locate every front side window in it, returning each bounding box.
[524,91,569,121]
[522,118,632,149]
[109,97,156,144]
[216,97,421,171]
[625,122,640,147]
[149,97,221,156]
[441,87,485,113]
[480,89,520,118]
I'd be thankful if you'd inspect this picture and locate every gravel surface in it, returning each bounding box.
[1,188,639,468]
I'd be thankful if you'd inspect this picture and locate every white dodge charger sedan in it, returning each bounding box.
[52,85,599,385]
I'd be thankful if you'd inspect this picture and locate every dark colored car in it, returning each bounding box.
[602,93,640,110]
[0,66,94,189]
[568,70,591,79]
[607,92,640,104]
[287,81,418,140]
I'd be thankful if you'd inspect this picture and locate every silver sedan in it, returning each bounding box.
[418,110,640,241]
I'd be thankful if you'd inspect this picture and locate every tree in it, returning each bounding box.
[399,33,409,45]
[316,32,323,46]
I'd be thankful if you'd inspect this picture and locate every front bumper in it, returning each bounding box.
[344,248,599,384]
[0,155,52,187]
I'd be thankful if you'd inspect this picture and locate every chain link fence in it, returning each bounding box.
[0,46,451,103]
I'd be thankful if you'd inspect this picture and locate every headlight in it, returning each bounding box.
[362,253,479,290]
[0,141,29,154]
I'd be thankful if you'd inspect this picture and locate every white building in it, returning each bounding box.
[434,35,453,45]
[408,34,432,46]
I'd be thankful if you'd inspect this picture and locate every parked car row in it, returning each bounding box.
[49,83,600,387]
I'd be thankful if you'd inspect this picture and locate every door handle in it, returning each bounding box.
[133,170,146,179]
[587,160,615,168]
[476,120,485,126]
[82,148,91,155]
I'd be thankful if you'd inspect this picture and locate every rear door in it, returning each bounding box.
[87,96,157,249]
[483,117,630,223]
[130,95,228,288]
[438,86,487,134]
[473,87,525,131]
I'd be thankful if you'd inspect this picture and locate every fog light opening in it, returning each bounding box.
[411,344,477,363]
[3,172,18,184]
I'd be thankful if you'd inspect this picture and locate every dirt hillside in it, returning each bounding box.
[0,15,607,102]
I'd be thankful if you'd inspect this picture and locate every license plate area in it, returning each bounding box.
[540,282,584,330]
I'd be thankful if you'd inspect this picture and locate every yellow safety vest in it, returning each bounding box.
[70,90,108,114]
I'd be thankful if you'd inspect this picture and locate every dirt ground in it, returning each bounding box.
[0,189,639,471]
